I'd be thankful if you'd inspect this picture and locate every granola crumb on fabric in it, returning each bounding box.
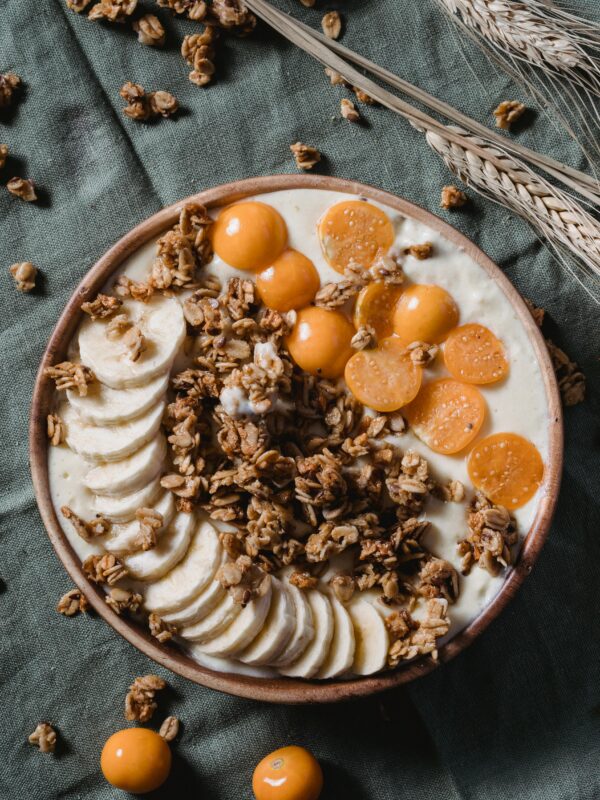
[125,675,166,722]
[57,588,90,616]
[493,100,526,130]
[440,185,467,209]
[290,142,321,170]
[28,723,57,754]
[133,14,166,46]
[9,261,37,292]
[7,177,37,202]
[322,10,342,39]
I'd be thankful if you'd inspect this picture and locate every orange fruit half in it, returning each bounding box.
[444,323,508,384]
[404,378,486,454]
[345,336,422,412]
[353,282,402,340]
[467,432,544,510]
[318,200,395,275]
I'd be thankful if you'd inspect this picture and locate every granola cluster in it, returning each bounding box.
[182,27,219,87]
[155,272,464,643]
[493,100,526,130]
[119,81,178,121]
[0,72,21,109]
[125,674,165,722]
[458,492,517,576]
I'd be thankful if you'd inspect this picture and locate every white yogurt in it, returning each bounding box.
[48,188,551,676]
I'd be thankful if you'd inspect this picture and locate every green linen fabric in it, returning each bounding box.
[1,0,599,797]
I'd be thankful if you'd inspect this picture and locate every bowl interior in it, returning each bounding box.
[30,174,563,703]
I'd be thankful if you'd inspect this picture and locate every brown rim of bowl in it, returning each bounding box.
[30,174,563,704]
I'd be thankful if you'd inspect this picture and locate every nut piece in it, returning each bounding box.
[125,675,166,722]
[88,0,137,22]
[81,293,122,320]
[404,242,433,260]
[66,0,93,12]
[0,72,21,109]
[290,142,321,171]
[57,588,89,616]
[133,14,166,46]
[46,413,64,446]
[440,185,467,210]
[493,100,526,130]
[0,143,8,169]
[159,716,180,742]
[7,177,37,202]
[321,10,342,39]
[351,325,376,351]
[28,723,57,754]
[105,586,143,615]
[149,612,177,643]
[9,261,37,292]
[148,90,179,118]
[340,98,360,122]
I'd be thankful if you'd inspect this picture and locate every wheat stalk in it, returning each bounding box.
[243,0,600,299]
[425,124,600,293]
[436,0,600,163]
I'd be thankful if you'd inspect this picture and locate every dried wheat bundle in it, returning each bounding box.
[426,124,600,293]
[244,0,600,299]
[437,0,600,160]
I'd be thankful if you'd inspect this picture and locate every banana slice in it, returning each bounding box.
[93,475,162,522]
[193,580,273,658]
[180,593,242,643]
[316,595,356,679]
[278,590,334,679]
[104,492,175,555]
[67,373,168,425]
[124,511,194,581]
[269,583,314,668]
[79,296,186,389]
[238,579,295,666]
[63,401,165,463]
[143,521,221,615]
[84,435,166,497]
[348,598,389,676]
[161,554,227,627]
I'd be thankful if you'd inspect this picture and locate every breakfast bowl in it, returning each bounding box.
[30,175,563,703]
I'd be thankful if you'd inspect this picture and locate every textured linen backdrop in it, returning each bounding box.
[1,0,599,797]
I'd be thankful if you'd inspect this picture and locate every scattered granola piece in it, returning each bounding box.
[290,142,321,171]
[340,97,360,122]
[135,507,163,550]
[289,570,318,590]
[0,143,8,169]
[157,0,207,20]
[83,553,128,585]
[321,10,342,39]
[120,80,149,120]
[28,723,57,754]
[88,0,137,22]
[493,100,526,130]
[182,27,219,86]
[125,675,166,722]
[122,324,146,362]
[159,716,180,742]
[81,293,122,320]
[9,261,37,292]
[133,14,166,46]
[299,0,315,6]
[0,72,21,109]
[57,587,90,616]
[524,298,545,328]
[353,87,376,105]
[418,557,459,602]
[387,598,449,666]
[62,506,111,540]
[329,573,355,603]
[66,0,92,11]
[546,339,586,406]
[149,612,176,643]
[324,66,348,87]
[105,586,143,615]
[209,0,256,34]
[440,185,467,210]
[46,413,64,446]
[458,492,517,576]
[106,313,132,342]
[406,340,438,366]
[7,177,37,202]
[114,274,155,301]
[351,325,376,351]
[369,253,404,285]
[148,90,178,118]
[315,278,364,309]
[435,479,465,503]
[405,242,433,260]
[44,361,95,396]
[217,556,272,606]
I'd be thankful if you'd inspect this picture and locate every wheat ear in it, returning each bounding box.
[426,125,600,293]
